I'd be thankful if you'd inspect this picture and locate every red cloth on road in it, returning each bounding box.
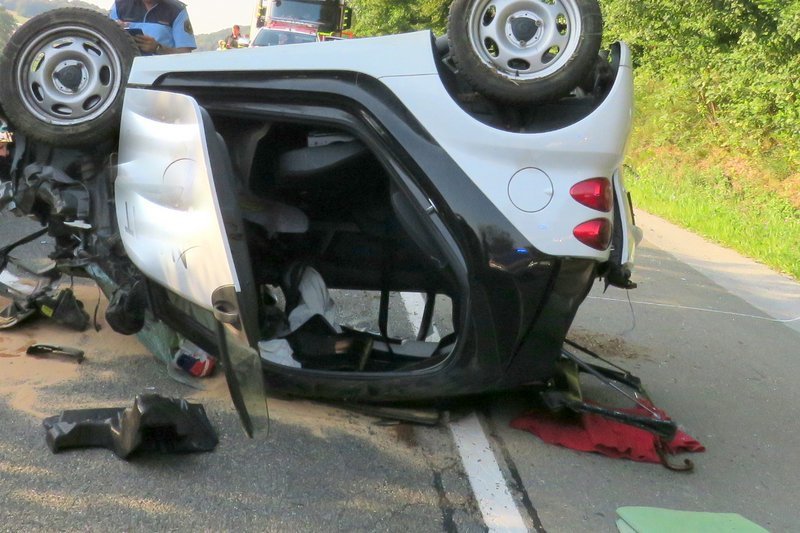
[510,399,704,463]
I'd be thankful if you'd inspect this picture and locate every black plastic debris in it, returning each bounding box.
[1,224,90,331]
[43,394,218,459]
[104,280,147,335]
[35,288,90,331]
[26,344,85,363]
[0,287,89,331]
[14,163,91,219]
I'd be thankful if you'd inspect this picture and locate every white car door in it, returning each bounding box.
[115,88,268,437]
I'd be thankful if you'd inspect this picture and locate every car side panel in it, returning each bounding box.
[115,88,240,310]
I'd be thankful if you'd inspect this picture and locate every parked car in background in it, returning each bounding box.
[250,26,318,46]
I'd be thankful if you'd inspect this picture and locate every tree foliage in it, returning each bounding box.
[349,0,450,37]
[602,0,800,156]
[0,7,16,51]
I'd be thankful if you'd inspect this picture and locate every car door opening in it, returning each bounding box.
[207,115,463,375]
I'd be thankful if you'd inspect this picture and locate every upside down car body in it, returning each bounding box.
[0,5,640,435]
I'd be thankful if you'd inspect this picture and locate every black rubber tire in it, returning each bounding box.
[0,8,139,147]
[447,0,603,104]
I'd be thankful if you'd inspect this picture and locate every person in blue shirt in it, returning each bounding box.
[110,0,196,55]
[0,116,13,179]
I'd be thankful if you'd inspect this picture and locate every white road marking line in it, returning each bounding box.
[589,295,800,323]
[399,292,440,342]
[636,210,800,336]
[399,292,526,532]
[449,413,528,532]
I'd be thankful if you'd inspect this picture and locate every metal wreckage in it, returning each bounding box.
[0,2,691,466]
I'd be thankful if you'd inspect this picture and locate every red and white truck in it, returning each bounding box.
[249,0,353,47]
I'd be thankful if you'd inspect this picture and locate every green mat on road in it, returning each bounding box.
[616,507,769,533]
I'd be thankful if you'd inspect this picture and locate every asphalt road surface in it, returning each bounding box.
[1,209,797,532]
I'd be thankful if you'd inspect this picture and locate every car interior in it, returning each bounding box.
[207,115,462,374]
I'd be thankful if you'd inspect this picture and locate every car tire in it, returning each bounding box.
[0,8,139,147]
[447,0,602,104]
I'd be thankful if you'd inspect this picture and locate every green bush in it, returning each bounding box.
[603,0,800,160]
[603,1,799,277]
[626,150,800,278]
[0,8,16,51]
[349,0,449,37]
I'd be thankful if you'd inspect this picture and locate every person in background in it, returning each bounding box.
[0,122,11,157]
[0,116,13,181]
[110,0,196,55]
[226,24,242,49]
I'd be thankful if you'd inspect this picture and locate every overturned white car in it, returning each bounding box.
[0,4,642,437]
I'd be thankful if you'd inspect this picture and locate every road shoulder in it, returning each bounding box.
[636,210,800,335]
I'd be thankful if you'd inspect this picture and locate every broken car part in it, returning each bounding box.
[34,288,90,331]
[26,344,85,363]
[541,341,695,471]
[104,279,147,335]
[0,280,90,331]
[43,394,218,459]
[0,301,37,329]
[342,403,449,426]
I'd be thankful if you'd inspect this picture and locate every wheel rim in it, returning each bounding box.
[14,25,124,127]
[467,0,583,81]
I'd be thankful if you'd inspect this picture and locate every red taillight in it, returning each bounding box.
[573,218,612,250]
[570,178,613,212]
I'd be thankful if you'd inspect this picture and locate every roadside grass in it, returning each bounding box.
[623,76,800,280]
[625,147,800,280]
